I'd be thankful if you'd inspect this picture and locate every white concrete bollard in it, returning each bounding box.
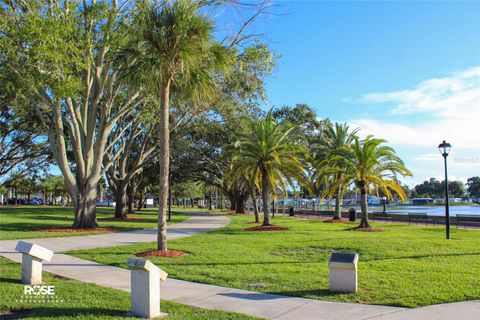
[127,257,168,319]
[328,252,358,293]
[15,241,54,284]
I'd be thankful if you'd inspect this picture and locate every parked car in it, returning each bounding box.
[31,197,43,205]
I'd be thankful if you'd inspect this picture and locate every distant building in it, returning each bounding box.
[412,198,434,205]
[435,198,463,204]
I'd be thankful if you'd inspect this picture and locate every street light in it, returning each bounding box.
[438,140,452,240]
[382,196,387,213]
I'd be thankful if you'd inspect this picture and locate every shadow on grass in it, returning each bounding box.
[0,276,20,284]
[366,252,480,261]
[144,260,322,267]
[269,289,343,298]
[7,307,127,319]
[218,292,287,300]
[97,218,157,223]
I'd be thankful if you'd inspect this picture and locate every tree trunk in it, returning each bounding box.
[114,181,127,219]
[73,184,98,228]
[236,194,246,213]
[334,188,342,219]
[228,193,236,211]
[127,184,134,214]
[248,184,260,223]
[261,170,271,226]
[358,185,371,228]
[157,81,171,251]
[252,197,259,223]
[137,188,144,211]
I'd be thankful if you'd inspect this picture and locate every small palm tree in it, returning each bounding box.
[315,122,359,219]
[228,110,308,226]
[325,135,412,228]
[116,1,231,250]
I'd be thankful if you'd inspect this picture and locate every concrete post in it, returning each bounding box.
[15,241,54,284]
[328,252,358,293]
[127,258,168,319]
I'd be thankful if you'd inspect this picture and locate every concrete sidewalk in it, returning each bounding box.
[1,213,478,320]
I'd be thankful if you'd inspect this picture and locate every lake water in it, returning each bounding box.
[276,199,480,216]
[384,205,480,217]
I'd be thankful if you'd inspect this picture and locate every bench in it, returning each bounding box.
[456,214,480,229]
[371,212,394,223]
[408,213,435,226]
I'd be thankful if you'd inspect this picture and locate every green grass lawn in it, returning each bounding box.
[0,258,261,319]
[0,206,189,240]
[69,213,480,308]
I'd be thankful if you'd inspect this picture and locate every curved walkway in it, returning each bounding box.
[0,213,478,320]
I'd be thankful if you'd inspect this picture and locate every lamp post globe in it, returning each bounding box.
[438,140,451,240]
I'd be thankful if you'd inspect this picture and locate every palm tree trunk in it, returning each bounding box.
[261,170,271,226]
[248,184,260,223]
[359,186,371,228]
[253,197,260,223]
[334,188,341,219]
[157,80,171,251]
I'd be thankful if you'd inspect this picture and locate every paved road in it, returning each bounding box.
[1,213,478,319]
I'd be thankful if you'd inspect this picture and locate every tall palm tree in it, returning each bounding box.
[315,122,359,219]
[228,110,308,226]
[325,135,412,228]
[117,1,231,250]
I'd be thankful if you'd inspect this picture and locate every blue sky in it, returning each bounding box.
[230,0,480,186]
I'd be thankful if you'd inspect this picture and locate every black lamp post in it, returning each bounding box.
[438,140,451,240]
[382,196,387,213]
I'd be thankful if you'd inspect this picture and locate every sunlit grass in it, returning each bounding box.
[0,257,261,319]
[70,213,480,308]
[0,206,189,240]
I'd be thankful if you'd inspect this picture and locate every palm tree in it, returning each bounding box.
[315,122,359,219]
[117,1,230,250]
[325,135,412,228]
[228,110,308,226]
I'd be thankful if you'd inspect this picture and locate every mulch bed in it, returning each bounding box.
[245,225,290,231]
[323,218,349,223]
[135,249,187,258]
[346,226,385,232]
[32,227,122,233]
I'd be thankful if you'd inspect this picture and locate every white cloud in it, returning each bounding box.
[359,67,480,117]
[351,66,480,150]
[416,153,441,161]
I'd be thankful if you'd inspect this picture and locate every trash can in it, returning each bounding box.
[289,207,294,216]
[349,208,356,221]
